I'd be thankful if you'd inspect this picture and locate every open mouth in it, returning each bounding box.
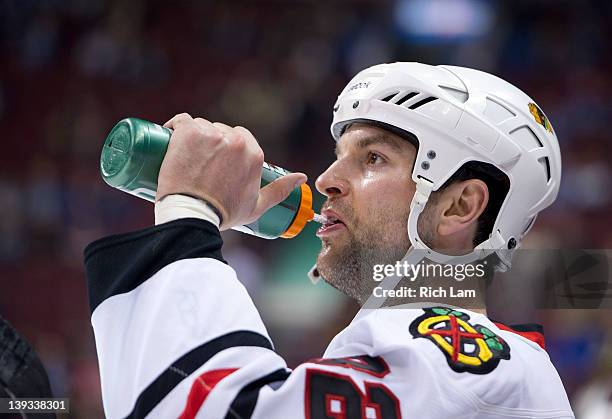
[316,212,347,236]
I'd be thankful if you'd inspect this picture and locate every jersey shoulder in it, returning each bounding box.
[325,305,574,418]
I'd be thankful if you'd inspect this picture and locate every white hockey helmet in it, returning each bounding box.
[330,62,561,270]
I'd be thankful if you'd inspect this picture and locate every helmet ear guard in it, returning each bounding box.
[407,176,510,270]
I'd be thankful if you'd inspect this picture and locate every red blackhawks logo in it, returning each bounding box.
[410,307,510,374]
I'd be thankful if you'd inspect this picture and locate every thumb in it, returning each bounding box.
[253,173,308,219]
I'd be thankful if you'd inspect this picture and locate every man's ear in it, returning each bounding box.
[437,179,489,237]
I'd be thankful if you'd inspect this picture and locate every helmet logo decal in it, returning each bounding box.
[347,81,372,92]
[528,103,553,133]
[409,307,511,374]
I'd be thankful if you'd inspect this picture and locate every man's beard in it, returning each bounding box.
[316,204,409,305]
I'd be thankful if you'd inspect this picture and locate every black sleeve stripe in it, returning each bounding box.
[508,323,544,334]
[224,368,291,419]
[124,330,274,419]
[491,320,544,335]
[84,218,225,313]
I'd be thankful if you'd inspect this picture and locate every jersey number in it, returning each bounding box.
[305,356,401,419]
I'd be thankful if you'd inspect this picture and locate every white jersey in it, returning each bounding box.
[84,218,574,418]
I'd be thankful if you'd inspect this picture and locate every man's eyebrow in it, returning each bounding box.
[335,135,405,156]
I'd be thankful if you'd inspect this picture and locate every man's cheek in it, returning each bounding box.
[359,182,412,215]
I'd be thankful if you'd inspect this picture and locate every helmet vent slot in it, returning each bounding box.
[440,86,468,103]
[521,215,537,235]
[380,92,400,102]
[509,126,543,151]
[538,156,551,182]
[395,91,418,105]
[409,96,437,109]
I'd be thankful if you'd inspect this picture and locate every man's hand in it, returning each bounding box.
[157,113,307,230]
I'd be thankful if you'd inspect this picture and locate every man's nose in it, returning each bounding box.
[316,161,349,198]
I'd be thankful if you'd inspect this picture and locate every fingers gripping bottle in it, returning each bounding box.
[100,118,315,239]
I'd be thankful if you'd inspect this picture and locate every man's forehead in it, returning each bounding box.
[335,124,410,155]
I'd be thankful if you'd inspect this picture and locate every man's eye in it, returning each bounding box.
[366,151,384,165]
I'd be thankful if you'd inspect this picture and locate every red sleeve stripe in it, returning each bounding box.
[179,368,238,419]
[494,323,546,350]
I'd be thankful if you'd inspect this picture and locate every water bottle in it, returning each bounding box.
[100,118,315,239]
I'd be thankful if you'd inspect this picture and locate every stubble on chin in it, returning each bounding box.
[317,236,368,303]
[316,228,407,305]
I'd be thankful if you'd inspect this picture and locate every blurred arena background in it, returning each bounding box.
[0,0,611,416]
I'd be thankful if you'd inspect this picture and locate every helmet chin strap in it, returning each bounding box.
[308,177,509,307]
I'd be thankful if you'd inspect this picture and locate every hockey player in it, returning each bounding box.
[84,63,575,418]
